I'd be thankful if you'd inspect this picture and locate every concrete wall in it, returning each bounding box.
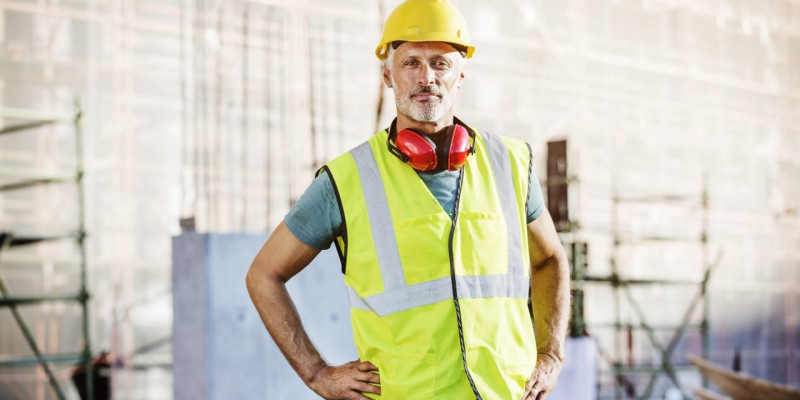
[550,338,599,400]
[172,233,355,400]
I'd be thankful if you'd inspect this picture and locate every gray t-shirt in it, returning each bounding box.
[285,164,545,250]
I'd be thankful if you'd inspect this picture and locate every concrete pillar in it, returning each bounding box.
[548,337,599,400]
[172,232,355,400]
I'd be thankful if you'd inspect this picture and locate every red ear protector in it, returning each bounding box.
[387,124,476,172]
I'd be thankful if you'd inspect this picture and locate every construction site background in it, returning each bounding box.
[0,0,798,399]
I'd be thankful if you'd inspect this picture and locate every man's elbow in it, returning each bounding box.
[533,248,568,275]
[550,249,570,282]
[245,259,278,296]
[553,248,569,272]
[245,265,258,294]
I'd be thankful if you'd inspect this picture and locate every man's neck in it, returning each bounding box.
[395,112,455,136]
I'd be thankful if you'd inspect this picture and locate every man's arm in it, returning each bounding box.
[521,210,570,400]
[245,221,380,400]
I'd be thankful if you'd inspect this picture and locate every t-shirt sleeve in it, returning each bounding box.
[526,149,545,223]
[284,172,343,250]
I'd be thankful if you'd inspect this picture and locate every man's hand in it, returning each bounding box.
[520,353,562,400]
[308,360,381,400]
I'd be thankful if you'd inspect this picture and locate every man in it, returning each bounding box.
[246,1,570,399]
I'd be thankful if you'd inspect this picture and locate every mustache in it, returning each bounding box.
[409,85,442,97]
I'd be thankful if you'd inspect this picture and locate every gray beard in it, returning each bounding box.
[395,92,455,123]
[407,101,444,122]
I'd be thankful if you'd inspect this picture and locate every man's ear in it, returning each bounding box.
[383,66,393,88]
[458,71,465,89]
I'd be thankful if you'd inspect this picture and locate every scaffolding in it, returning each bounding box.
[551,138,722,399]
[607,181,715,398]
[0,105,92,400]
[569,181,718,400]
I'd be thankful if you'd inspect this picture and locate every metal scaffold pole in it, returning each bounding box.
[700,173,711,389]
[74,103,94,400]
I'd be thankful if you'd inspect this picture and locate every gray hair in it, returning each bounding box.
[384,45,395,71]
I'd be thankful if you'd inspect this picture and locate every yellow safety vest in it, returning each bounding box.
[321,126,536,399]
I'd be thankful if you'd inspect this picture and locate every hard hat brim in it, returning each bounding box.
[375,37,475,60]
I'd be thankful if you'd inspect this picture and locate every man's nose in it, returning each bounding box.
[417,63,436,85]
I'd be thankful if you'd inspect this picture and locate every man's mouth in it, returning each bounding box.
[411,93,440,101]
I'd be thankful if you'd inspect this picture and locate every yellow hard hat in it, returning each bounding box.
[375,0,475,61]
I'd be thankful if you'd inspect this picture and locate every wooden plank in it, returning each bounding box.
[689,355,800,400]
[692,386,732,400]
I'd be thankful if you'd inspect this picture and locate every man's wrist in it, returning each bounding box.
[537,351,564,364]
[303,360,329,386]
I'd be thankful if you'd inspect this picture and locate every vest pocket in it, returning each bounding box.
[371,351,435,399]
[457,211,507,276]
[394,213,451,285]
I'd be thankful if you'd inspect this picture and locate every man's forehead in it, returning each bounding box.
[393,41,461,58]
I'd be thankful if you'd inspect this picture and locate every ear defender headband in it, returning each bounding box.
[387,122,476,172]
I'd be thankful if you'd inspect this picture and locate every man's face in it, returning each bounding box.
[383,41,465,123]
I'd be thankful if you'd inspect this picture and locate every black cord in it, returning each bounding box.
[448,167,483,400]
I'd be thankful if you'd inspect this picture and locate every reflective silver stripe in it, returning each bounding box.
[346,286,373,312]
[350,143,407,291]
[455,274,529,300]
[359,277,452,316]
[479,131,525,277]
[347,274,529,317]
